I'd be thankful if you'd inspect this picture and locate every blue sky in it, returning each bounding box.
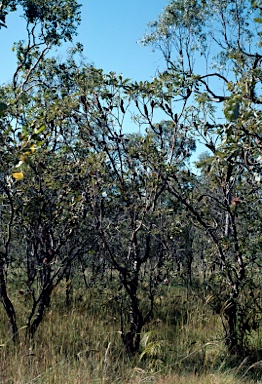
[0,1,167,83]
[0,0,206,163]
[82,0,168,79]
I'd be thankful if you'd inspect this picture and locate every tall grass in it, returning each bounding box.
[0,281,261,383]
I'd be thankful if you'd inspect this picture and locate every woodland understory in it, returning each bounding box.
[0,1,262,382]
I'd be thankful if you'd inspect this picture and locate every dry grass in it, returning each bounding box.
[0,283,261,384]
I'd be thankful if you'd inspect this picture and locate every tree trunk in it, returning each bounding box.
[27,284,53,338]
[65,264,73,307]
[27,264,53,338]
[224,298,240,352]
[122,303,143,354]
[0,260,18,343]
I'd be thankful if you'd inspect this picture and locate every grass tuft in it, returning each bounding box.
[0,284,261,383]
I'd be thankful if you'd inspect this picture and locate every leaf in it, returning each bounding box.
[0,102,7,116]
[22,144,36,155]
[20,154,33,166]
[12,172,24,180]
[143,103,149,117]
[120,99,125,113]
[0,102,7,111]
[35,125,45,134]
[30,144,36,153]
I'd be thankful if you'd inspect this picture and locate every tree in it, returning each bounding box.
[142,0,262,351]
[0,0,81,342]
[1,0,260,355]
[58,65,197,353]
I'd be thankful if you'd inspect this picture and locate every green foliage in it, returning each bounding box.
[0,0,261,365]
[141,0,262,354]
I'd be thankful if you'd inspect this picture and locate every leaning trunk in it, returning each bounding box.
[65,264,73,307]
[0,260,18,343]
[27,264,53,339]
[27,284,53,339]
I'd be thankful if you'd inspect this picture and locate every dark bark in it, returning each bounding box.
[224,299,239,352]
[65,264,72,307]
[0,182,18,343]
[121,302,144,354]
[0,259,18,343]
[121,270,154,354]
[26,263,53,339]
[27,283,53,338]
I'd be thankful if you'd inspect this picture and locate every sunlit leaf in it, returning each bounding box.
[12,172,24,180]
[30,144,36,153]
[35,125,45,134]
